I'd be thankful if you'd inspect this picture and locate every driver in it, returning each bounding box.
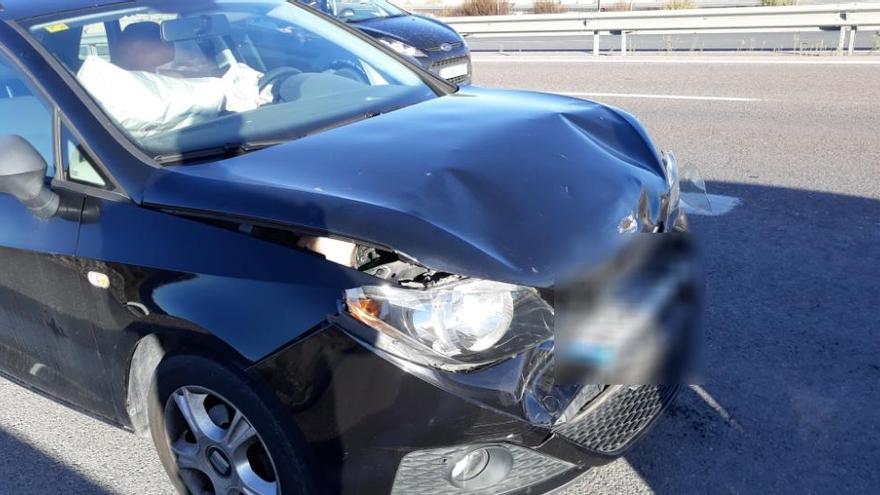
[76,22,272,140]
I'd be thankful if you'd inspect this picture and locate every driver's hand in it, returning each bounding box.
[221,63,265,112]
[258,82,275,106]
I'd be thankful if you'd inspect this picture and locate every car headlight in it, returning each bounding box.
[661,151,684,230]
[379,38,427,58]
[662,151,711,225]
[662,151,680,212]
[345,279,553,370]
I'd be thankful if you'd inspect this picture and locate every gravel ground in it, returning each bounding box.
[1,53,878,494]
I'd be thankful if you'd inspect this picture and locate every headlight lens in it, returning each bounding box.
[663,151,681,214]
[345,279,553,369]
[663,151,711,222]
[379,38,427,58]
[410,280,514,354]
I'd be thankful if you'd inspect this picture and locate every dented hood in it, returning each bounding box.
[143,87,669,287]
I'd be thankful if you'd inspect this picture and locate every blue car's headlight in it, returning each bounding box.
[345,279,553,370]
[663,151,711,224]
[662,151,681,213]
[379,38,428,58]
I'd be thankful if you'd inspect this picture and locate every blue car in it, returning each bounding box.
[301,0,472,84]
[0,0,697,494]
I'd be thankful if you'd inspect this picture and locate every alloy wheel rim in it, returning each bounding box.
[164,385,279,495]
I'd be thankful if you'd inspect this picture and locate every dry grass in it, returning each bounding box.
[663,0,696,9]
[603,1,634,12]
[451,0,511,16]
[533,0,564,14]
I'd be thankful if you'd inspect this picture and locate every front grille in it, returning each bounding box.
[424,42,464,52]
[429,56,470,84]
[431,56,468,69]
[554,385,678,454]
[446,74,469,85]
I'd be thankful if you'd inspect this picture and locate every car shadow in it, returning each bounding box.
[604,181,880,494]
[0,427,112,494]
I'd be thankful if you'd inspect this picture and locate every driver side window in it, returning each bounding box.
[0,53,107,188]
[0,55,54,177]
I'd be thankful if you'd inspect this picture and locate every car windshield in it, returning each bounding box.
[26,0,437,164]
[310,0,408,23]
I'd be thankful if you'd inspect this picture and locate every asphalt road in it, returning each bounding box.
[468,29,880,54]
[2,53,879,494]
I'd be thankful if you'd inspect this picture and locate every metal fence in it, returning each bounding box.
[436,2,880,55]
[404,0,858,15]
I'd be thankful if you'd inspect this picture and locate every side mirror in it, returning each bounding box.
[0,134,60,219]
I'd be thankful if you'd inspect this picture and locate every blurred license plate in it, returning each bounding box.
[439,63,468,79]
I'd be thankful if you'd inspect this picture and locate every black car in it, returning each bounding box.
[300,0,472,84]
[0,0,698,494]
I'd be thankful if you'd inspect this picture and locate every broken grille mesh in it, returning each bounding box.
[555,385,678,454]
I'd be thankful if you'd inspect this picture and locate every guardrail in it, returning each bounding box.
[408,0,767,14]
[407,0,860,15]
[439,3,880,55]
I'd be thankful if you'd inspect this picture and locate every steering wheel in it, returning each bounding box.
[325,60,369,84]
[258,67,303,103]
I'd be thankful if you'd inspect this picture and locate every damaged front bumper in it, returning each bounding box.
[252,234,699,495]
[254,323,682,495]
[390,384,680,495]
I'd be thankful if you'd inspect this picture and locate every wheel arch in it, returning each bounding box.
[125,330,252,436]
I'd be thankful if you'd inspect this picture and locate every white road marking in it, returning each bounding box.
[473,55,880,65]
[690,385,744,432]
[560,91,760,102]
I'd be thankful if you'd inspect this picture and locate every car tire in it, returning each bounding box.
[147,353,313,495]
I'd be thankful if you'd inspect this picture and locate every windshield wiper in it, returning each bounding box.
[154,142,277,165]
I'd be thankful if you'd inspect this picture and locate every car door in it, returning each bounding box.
[0,49,118,420]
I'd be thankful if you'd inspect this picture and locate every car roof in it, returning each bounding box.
[0,0,134,21]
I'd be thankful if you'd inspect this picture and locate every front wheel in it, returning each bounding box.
[147,354,313,495]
